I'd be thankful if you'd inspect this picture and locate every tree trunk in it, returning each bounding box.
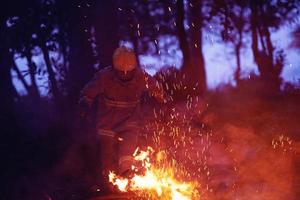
[259,4,274,64]
[234,23,243,86]
[94,0,119,69]
[189,0,207,94]
[176,0,192,71]
[0,47,16,121]
[25,48,40,99]
[262,25,274,66]
[41,44,60,105]
[234,7,245,87]
[11,53,30,93]
[234,44,241,85]
[132,37,141,66]
[250,4,265,76]
[129,10,141,66]
[250,3,281,93]
[176,0,205,97]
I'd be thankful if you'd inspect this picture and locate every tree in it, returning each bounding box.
[249,0,298,92]
[188,0,207,93]
[0,34,16,120]
[94,0,119,69]
[176,0,193,75]
[62,0,98,109]
[210,0,248,86]
[0,0,30,118]
[6,2,41,100]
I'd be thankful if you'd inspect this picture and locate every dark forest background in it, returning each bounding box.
[1,0,300,199]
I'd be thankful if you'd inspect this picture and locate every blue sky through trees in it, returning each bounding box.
[12,22,300,95]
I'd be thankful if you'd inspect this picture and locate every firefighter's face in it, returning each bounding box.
[115,68,136,82]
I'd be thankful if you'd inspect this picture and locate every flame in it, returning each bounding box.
[108,147,199,200]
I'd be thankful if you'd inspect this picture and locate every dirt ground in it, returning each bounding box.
[13,88,299,200]
[133,89,300,200]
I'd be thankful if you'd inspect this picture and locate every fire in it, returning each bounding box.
[108,147,199,200]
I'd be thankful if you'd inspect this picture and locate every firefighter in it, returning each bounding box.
[79,46,165,191]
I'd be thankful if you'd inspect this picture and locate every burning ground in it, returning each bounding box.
[10,85,300,200]
[102,84,300,199]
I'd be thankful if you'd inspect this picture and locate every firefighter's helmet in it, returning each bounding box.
[113,46,137,72]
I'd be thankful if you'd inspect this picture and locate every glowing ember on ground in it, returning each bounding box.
[108,147,199,200]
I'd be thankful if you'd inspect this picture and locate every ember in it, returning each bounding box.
[108,147,199,200]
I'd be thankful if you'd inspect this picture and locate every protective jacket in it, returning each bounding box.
[80,66,164,174]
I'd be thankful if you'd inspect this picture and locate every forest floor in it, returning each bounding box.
[7,87,300,200]
[135,88,300,200]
